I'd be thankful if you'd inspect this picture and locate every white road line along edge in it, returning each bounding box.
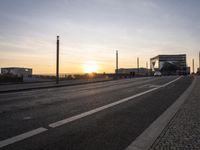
[0,127,48,148]
[125,76,195,150]
[0,76,181,148]
[49,76,182,128]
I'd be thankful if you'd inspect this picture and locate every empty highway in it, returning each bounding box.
[0,76,193,150]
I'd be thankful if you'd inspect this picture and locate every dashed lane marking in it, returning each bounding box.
[49,77,181,128]
[0,127,48,148]
[0,76,181,148]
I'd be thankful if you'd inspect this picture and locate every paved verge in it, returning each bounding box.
[150,76,200,150]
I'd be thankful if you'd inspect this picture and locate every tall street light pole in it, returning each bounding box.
[56,36,59,84]
[146,61,148,69]
[116,50,118,77]
[146,61,148,76]
[192,58,194,74]
[199,51,200,70]
[137,57,139,73]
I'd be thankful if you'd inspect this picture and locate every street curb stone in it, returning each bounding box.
[125,76,196,150]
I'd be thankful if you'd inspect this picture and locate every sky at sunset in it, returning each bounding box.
[0,0,200,74]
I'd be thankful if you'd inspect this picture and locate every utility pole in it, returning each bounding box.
[116,50,118,77]
[137,57,139,73]
[146,61,148,69]
[192,58,194,74]
[56,36,59,84]
[199,51,200,70]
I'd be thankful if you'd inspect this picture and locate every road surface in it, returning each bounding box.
[0,76,193,150]
[0,78,112,93]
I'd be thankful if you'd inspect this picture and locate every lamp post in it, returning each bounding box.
[137,57,139,74]
[199,51,200,70]
[116,50,118,77]
[56,36,59,84]
[192,58,194,74]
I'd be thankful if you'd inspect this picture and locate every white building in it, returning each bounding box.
[1,67,32,77]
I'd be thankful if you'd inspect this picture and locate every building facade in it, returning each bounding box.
[1,67,32,77]
[150,54,189,75]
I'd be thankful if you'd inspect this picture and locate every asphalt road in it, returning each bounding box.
[0,78,112,93]
[0,76,193,150]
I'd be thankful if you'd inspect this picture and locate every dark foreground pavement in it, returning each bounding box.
[150,76,200,150]
[0,76,193,150]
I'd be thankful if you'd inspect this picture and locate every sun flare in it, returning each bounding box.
[83,62,98,73]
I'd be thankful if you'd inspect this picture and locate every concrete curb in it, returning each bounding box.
[125,76,196,150]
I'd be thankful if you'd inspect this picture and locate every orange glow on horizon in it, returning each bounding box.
[83,61,98,73]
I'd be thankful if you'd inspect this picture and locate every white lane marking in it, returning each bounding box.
[138,84,160,89]
[23,116,32,120]
[49,88,157,128]
[49,77,182,128]
[138,84,150,88]
[160,76,181,87]
[125,76,192,150]
[149,85,160,88]
[0,77,181,148]
[0,127,48,148]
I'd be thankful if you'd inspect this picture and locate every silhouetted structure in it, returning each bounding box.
[56,36,59,84]
[1,67,32,77]
[197,52,200,74]
[192,58,194,74]
[199,52,200,68]
[115,50,118,77]
[150,54,189,75]
[137,57,139,73]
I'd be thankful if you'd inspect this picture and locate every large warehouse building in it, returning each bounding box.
[150,54,190,75]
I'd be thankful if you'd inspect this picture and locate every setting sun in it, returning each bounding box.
[83,62,98,73]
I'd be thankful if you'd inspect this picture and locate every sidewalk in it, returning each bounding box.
[150,76,200,150]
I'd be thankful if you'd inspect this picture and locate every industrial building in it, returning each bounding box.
[150,54,189,75]
[1,67,32,77]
